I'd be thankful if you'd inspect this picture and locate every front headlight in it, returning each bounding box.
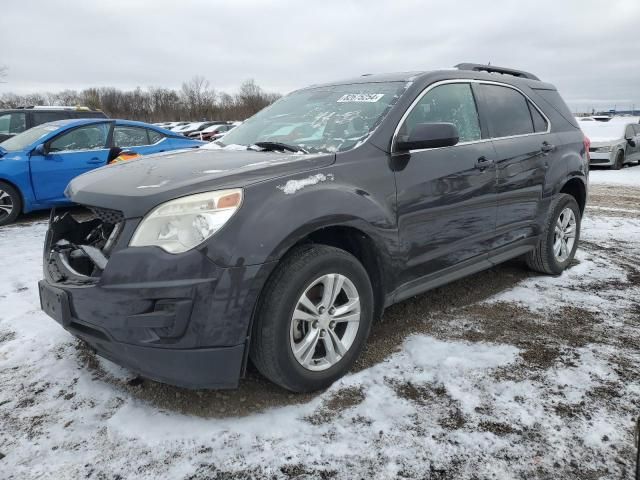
[130,189,242,253]
[593,145,613,153]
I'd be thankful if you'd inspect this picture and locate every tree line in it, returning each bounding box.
[0,76,281,122]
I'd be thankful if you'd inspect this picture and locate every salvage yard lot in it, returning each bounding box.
[1,167,639,479]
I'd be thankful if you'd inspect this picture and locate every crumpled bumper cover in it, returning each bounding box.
[39,212,272,389]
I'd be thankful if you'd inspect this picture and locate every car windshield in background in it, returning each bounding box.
[217,82,407,153]
[0,123,62,152]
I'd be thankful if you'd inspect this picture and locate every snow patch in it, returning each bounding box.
[277,173,334,194]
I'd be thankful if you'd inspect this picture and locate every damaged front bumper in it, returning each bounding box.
[39,209,269,389]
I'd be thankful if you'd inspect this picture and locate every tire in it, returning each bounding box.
[250,245,374,392]
[612,150,624,170]
[525,193,581,275]
[0,181,22,227]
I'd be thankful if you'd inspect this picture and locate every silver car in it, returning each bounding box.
[581,121,640,169]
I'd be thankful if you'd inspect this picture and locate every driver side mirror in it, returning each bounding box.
[627,137,636,148]
[396,122,459,152]
[32,144,48,156]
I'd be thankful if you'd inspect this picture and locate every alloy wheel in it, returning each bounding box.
[0,189,13,219]
[553,207,576,262]
[289,273,361,371]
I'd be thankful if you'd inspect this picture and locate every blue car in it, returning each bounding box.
[0,119,205,225]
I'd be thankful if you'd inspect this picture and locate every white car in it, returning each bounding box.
[188,123,236,140]
[581,121,640,169]
[170,122,200,133]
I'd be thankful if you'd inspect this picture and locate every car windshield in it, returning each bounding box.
[217,81,407,153]
[0,123,63,152]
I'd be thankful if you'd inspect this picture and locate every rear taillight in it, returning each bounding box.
[583,135,590,161]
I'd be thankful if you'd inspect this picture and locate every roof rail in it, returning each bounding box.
[14,105,97,111]
[454,63,540,81]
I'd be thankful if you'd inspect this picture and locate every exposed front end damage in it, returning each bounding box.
[39,206,269,389]
[44,209,122,284]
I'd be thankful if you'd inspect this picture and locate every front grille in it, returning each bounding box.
[89,207,124,225]
[590,158,609,164]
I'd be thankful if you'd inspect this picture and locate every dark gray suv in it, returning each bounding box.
[39,63,588,392]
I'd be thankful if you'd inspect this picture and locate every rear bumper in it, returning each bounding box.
[39,212,274,389]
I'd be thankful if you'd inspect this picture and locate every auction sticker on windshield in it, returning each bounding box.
[337,93,385,102]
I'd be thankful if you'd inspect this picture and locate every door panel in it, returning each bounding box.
[491,134,553,248]
[394,143,498,285]
[31,123,110,202]
[475,83,551,250]
[31,149,110,202]
[394,82,498,286]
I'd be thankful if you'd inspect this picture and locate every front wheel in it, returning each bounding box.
[612,150,624,170]
[250,245,374,392]
[526,193,581,275]
[0,181,22,227]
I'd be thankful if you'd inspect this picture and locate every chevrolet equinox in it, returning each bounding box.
[39,63,589,392]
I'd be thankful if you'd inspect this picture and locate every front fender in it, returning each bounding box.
[201,147,398,270]
[0,152,36,213]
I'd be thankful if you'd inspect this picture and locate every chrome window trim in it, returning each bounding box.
[391,79,552,154]
[49,147,109,155]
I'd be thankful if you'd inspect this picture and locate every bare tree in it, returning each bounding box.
[0,77,280,121]
[0,65,7,83]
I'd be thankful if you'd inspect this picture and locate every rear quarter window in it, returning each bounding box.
[532,88,579,129]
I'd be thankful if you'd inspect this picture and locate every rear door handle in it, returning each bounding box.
[541,142,556,153]
[87,157,103,164]
[475,156,494,170]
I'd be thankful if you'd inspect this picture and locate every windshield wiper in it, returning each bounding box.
[252,142,308,154]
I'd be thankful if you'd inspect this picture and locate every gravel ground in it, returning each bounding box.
[1,168,639,479]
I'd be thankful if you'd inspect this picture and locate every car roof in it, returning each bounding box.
[302,67,555,91]
[37,118,168,130]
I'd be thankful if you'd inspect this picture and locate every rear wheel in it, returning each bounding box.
[250,245,374,392]
[0,181,21,227]
[612,150,624,170]
[526,193,581,275]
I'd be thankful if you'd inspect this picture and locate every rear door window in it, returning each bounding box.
[148,129,164,144]
[401,83,482,143]
[0,112,27,135]
[113,126,151,147]
[479,84,535,138]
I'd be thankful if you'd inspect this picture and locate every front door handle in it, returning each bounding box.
[475,156,494,170]
[541,141,556,153]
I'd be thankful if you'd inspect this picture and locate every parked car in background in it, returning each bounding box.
[173,121,222,137]
[188,122,236,141]
[39,63,588,393]
[0,106,107,143]
[169,122,195,132]
[0,119,204,225]
[580,120,640,169]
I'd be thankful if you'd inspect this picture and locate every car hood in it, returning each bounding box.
[66,147,335,218]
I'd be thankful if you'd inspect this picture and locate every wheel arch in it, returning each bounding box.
[558,176,587,215]
[0,177,26,214]
[243,222,392,352]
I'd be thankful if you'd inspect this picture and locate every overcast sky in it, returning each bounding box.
[1,0,639,112]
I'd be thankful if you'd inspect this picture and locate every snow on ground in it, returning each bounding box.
[590,163,640,186]
[1,181,640,478]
